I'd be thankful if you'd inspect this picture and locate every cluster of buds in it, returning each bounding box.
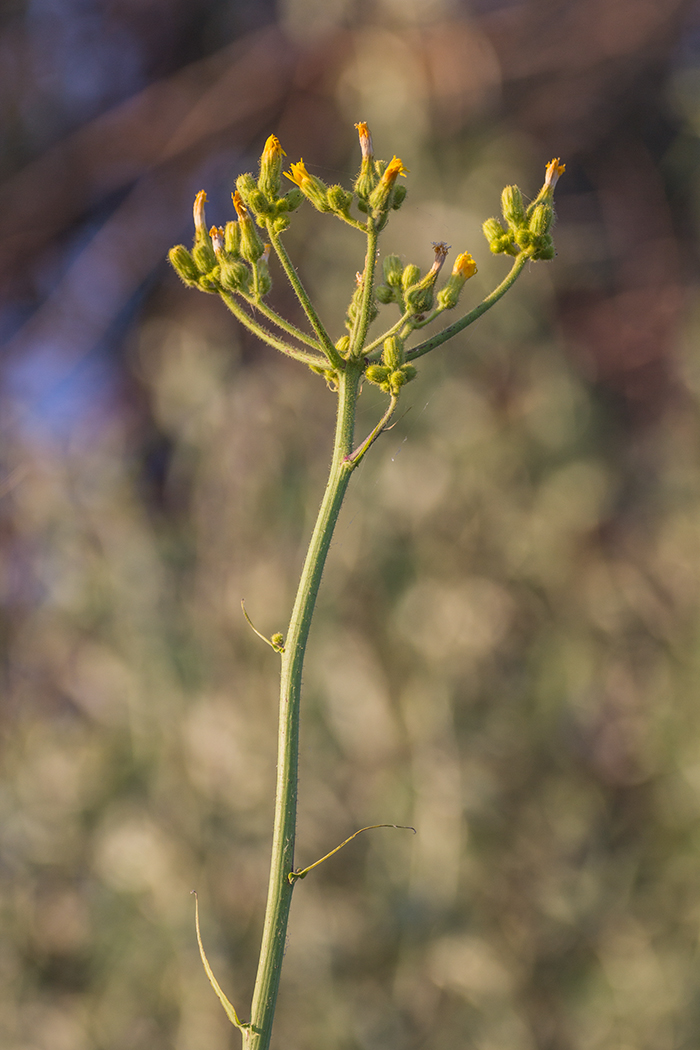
[365,335,417,395]
[377,243,478,318]
[168,189,273,297]
[483,158,565,262]
[352,122,408,228]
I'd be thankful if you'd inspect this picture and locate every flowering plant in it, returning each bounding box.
[169,124,563,1050]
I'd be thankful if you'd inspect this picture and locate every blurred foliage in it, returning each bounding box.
[2,1,700,1049]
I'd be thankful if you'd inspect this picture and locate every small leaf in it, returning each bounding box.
[193,892,248,1031]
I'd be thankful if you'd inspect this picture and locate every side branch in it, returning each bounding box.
[220,292,328,368]
[266,226,344,369]
[406,253,528,362]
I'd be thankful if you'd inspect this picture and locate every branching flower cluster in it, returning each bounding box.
[168,124,563,1050]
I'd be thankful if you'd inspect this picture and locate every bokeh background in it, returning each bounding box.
[2,1,700,1048]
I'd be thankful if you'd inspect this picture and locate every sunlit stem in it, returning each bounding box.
[406,253,528,362]
[246,360,364,1050]
[348,220,379,359]
[239,292,321,350]
[266,225,344,369]
[219,292,327,369]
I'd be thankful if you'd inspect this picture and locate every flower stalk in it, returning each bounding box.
[168,129,563,1050]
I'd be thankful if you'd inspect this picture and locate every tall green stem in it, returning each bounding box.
[246,360,363,1050]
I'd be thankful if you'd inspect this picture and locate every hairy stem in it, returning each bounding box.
[267,226,344,369]
[220,292,327,368]
[246,360,363,1050]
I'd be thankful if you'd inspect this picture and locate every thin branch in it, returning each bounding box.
[406,253,528,362]
[219,292,328,368]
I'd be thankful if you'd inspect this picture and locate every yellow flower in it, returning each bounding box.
[354,122,373,160]
[380,156,409,188]
[262,134,286,162]
[544,158,565,191]
[232,190,249,219]
[284,159,314,190]
[453,252,477,280]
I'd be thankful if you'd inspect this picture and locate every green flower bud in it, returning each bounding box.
[529,202,553,237]
[219,257,251,291]
[365,364,391,387]
[335,336,350,357]
[382,335,405,370]
[254,246,272,297]
[401,263,421,291]
[192,240,217,274]
[168,245,200,286]
[224,220,241,256]
[327,184,354,214]
[482,217,517,256]
[501,185,526,229]
[235,173,257,205]
[391,184,407,210]
[270,632,285,650]
[383,255,403,286]
[375,284,395,304]
[232,191,265,262]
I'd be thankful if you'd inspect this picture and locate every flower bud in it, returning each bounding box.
[365,364,391,387]
[383,255,403,286]
[258,134,286,199]
[232,191,265,262]
[368,156,408,214]
[192,240,217,274]
[236,173,257,205]
[382,335,405,370]
[354,121,378,199]
[529,202,553,237]
[168,245,200,286]
[501,185,526,229]
[335,335,350,357]
[284,160,331,212]
[401,263,421,291]
[327,184,354,214]
[437,251,477,309]
[543,158,565,196]
[224,220,241,256]
[482,217,517,256]
[255,244,272,297]
[404,242,449,315]
[391,184,407,210]
[282,187,304,212]
[375,284,395,304]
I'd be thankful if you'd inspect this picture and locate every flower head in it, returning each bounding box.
[284,160,330,211]
[452,252,477,280]
[429,241,450,275]
[544,158,565,192]
[259,135,287,199]
[381,156,409,188]
[232,190,249,220]
[209,225,225,254]
[262,135,286,163]
[354,122,374,161]
[285,160,314,190]
[193,190,208,235]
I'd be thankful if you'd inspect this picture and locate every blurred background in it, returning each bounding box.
[2,0,700,1048]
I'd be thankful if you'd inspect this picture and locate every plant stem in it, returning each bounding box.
[406,252,528,361]
[348,220,378,358]
[267,226,344,369]
[219,292,327,369]
[246,360,363,1050]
